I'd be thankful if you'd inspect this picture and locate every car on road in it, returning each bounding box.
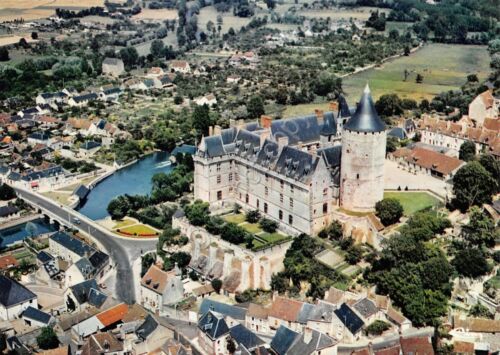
[73,217,81,224]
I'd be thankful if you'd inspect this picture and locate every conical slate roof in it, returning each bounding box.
[344,85,386,133]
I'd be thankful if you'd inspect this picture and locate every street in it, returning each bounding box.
[14,187,157,304]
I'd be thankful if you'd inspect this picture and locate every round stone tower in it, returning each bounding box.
[340,84,386,212]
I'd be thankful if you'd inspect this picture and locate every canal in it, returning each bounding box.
[77,151,173,220]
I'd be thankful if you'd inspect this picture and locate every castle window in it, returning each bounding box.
[216,163,221,172]
[280,193,284,203]
[265,173,269,182]
[257,199,260,208]
[217,191,222,200]
[323,188,327,196]
[290,185,294,194]
[229,173,233,182]
[289,198,293,208]
[323,203,328,214]
[280,180,284,189]
[356,174,359,180]
[279,210,283,220]
[235,173,239,181]
[264,203,268,213]
[245,194,249,203]
[288,215,293,225]
[265,187,268,196]
[217,175,221,184]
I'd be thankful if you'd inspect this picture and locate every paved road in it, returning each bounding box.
[14,187,157,304]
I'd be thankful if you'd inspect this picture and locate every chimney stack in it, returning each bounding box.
[237,119,245,130]
[277,136,289,148]
[214,125,222,136]
[208,126,214,136]
[314,109,324,124]
[329,101,338,112]
[304,327,313,344]
[260,115,273,129]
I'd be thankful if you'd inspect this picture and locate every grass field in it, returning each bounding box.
[384,191,441,216]
[198,6,252,33]
[119,224,158,235]
[113,219,136,229]
[223,213,246,224]
[297,7,388,20]
[342,44,491,101]
[132,9,178,21]
[0,0,104,22]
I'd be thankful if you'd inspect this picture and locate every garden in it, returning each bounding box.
[383,191,441,216]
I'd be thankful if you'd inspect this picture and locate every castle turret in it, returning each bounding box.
[340,85,386,212]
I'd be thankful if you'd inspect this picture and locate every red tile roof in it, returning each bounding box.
[268,296,303,322]
[400,336,434,355]
[0,255,19,270]
[453,341,474,354]
[407,147,465,176]
[96,303,128,327]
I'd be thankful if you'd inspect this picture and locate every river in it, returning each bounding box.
[77,151,173,220]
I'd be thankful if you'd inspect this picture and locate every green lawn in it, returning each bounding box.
[223,213,246,224]
[384,191,441,216]
[342,43,491,101]
[113,219,136,229]
[241,223,263,234]
[260,232,289,243]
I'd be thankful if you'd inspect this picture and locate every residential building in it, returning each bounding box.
[195,93,217,107]
[0,274,38,320]
[169,60,191,74]
[468,90,499,127]
[21,306,54,327]
[102,58,125,77]
[270,325,338,355]
[197,310,230,354]
[0,205,20,223]
[49,231,95,263]
[68,93,98,107]
[80,332,124,355]
[140,264,184,313]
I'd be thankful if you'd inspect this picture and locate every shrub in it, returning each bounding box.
[211,278,223,293]
[259,218,278,233]
[375,198,404,226]
[365,320,391,335]
[246,210,261,223]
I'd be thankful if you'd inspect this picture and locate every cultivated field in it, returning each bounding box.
[0,0,104,22]
[132,9,178,21]
[198,6,252,33]
[342,44,491,101]
[296,6,388,20]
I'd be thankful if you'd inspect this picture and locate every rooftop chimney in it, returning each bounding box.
[214,125,222,136]
[277,136,289,148]
[329,101,338,112]
[208,126,214,136]
[314,109,324,124]
[304,327,313,344]
[260,115,273,129]
[237,119,245,130]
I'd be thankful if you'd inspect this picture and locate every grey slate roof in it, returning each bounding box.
[69,279,99,304]
[338,94,351,118]
[0,205,19,217]
[22,306,51,324]
[198,310,230,340]
[320,112,337,136]
[0,274,37,307]
[74,257,95,278]
[50,231,95,258]
[388,127,407,140]
[353,298,378,319]
[271,115,320,145]
[74,184,90,200]
[270,325,299,355]
[136,314,159,340]
[334,303,364,335]
[287,329,338,355]
[28,132,49,141]
[81,141,101,150]
[20,165,65,182]
[36,251,54,264]
[88,250,109,271]
[344,85,386,133]
[274,146,319,183]
[199,299,247,320]
[73,93,98,103]
[229,324,265,350]
[87,288,107,308]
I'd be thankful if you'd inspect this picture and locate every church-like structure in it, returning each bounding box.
[194,85,387,236]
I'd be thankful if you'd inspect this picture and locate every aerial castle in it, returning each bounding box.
[194,85,386,235]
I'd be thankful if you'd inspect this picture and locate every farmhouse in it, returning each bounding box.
[468,89,499,127]
[169,60,191,74]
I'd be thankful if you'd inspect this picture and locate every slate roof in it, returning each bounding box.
[198,310,230,340]
[334,303,364,335]
[88,250,109,271]
[20,165,65,181]
[352,298,378,319]
[270,325,299,355]
[73,93,98,103]
[87,288,108,308]
[0,205,19,217]
[81,141,100,150]
[29,132,49,141]
[199,299,247,320]
[271,115,320,145]
[0,274,37,307]
[344,85,386,133]
[73,184,90,200]
[22,306,52,324]
[102,87,121,95]
[388,127,407,140]
[287,329,338,355]
[338,95,351,118]
[69,279,99,304]
[320,111,337,136]
[274,146,319,183]
[229,324,265,350]
[50,231,95,258]
[74,257,95,278]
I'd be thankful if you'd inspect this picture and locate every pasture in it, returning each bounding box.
[342,44,491,101]
[0,0,104,22]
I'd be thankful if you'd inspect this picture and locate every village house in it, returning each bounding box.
[146,67,165,78]
[140,264,184,314]
[68,93,98,108]
[80,332,124,355]
[385,306,412,332]
[71,303,129,339]
[468,90,499,127]
[169,60,191,74]
[226,75,241,84]
[246,303,270,334]
[0,205,20,223]
[79,141,101,158]
[130,315,174,354]
[0,255,19,273]
[197,310,230,354]
[49,231,95,263]
[270,325,338,355]
[194,93,217,107]
[0,274,38,321]
[102,58,125,77]
[99,87,122,102]
[35,92,67,107]
[21,306,54,328]
[27,132,50,146]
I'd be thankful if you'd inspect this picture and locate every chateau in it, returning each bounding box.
[194,86,387,235]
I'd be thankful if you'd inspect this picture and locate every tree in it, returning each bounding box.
[119,47,139,68]
[469,303,493,319]
[66,295,76,312]
[107,196,131,220]
[150,39,164,58]
[31,32,38,40]
[478,154,500,190]
[459,141,476,162]
[375,94,403,117]
[345,245,363,265]
[275,87,288,105]
[415,73,423,83]
[0,47,9,61]
[247,96,264,118]
[265,0,276,9]
[36,327,59,350]
[245,210,261,223]
[192,104,212,135]
[375,198,404,226]
[452,248,491,278]
[453,162,497,211]
[386,136,398,154]
[0,183,16,200]
[321,221,343,241]
[184,200,210,226]
[170,251,191,269]
[211,278,223,293]
[271,272,288,293]
[312,72,342,97]
[365,320,390,335]
[461,207,496,248]
[259,218,278,233]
